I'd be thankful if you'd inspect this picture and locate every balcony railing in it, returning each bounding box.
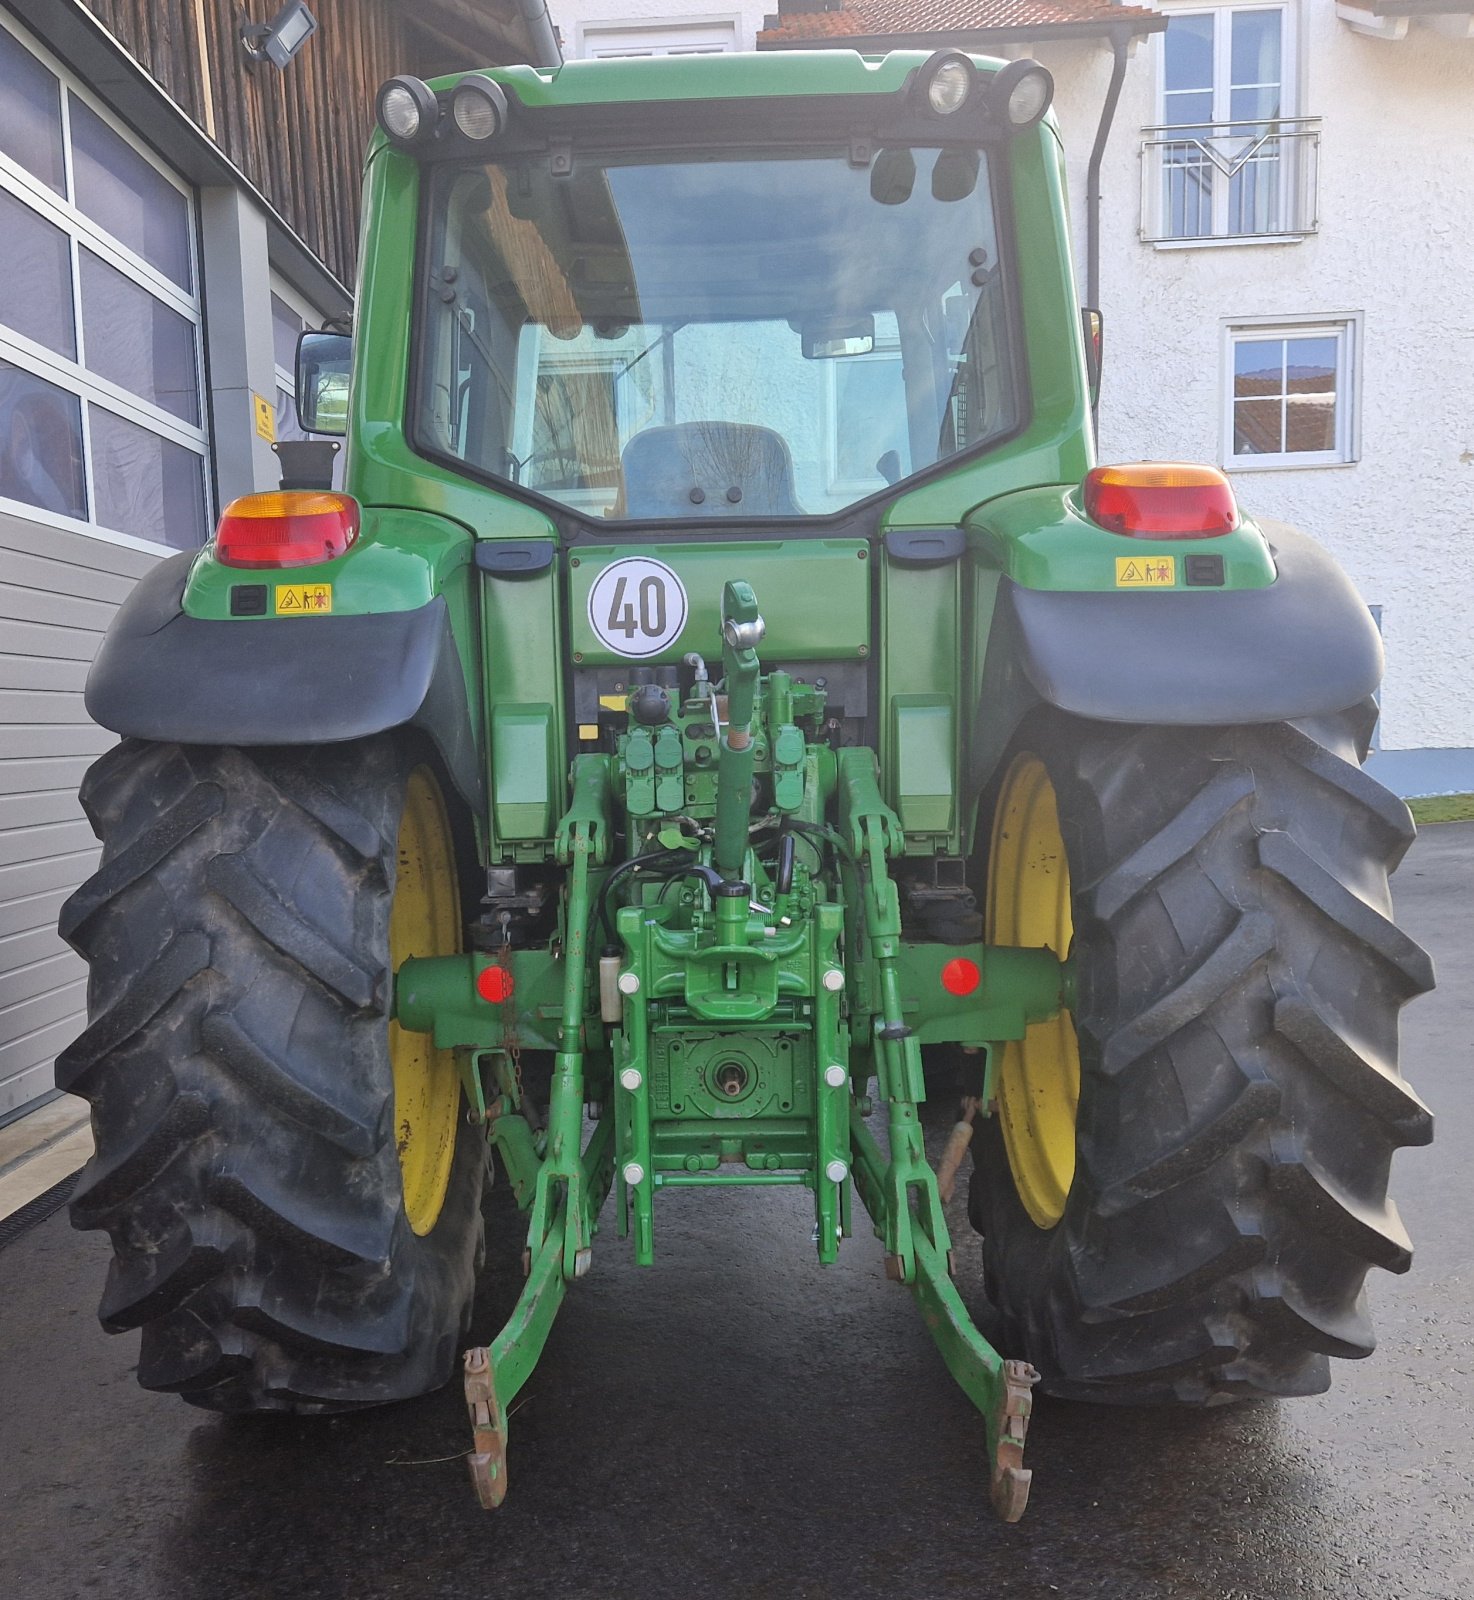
[1140,117,1321,243]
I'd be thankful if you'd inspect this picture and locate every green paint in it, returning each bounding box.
[481,562,567,857]
[447,51,950,113]
[568,542,870,666]
[491,704,557,840]
[893,940,1069,1045]
[968,485,1278,591]
[713,580,762,876]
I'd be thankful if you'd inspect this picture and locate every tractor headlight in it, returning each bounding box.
[917,52,976,116]
[988,59,1054,132]
[450,76,508,142]
[375,75,438,148]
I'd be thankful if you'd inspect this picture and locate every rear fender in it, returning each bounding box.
[84,553,483,812]
[969,519,1384,795]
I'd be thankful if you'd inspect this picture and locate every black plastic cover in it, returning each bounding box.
[969,521,1384,796]
[85,558,483,809]
[884,528,967,567]
[475,541,556,576]
[996,520,1383,727]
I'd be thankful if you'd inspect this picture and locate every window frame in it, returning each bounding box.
[271,276,312,424]
[1219,312,1362,471]
[576,15,741,58]
[0,9,209,555]
[406,142,1032,536]
[1150,0,1304,247]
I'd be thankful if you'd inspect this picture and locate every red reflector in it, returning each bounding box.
[941,958,981,997]
[477,965,514,1005]
[215,491,359,569]
[1083,463,1236,540]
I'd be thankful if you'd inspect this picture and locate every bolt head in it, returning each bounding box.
[622,1161,645,1187]
[822,968,845,992]
[619,1066,643,1093]
[824,1159,848,1184]
[824,1063,848,1089]
[617,971,641,995]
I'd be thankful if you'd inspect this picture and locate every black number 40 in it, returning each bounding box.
[606,574,667,639]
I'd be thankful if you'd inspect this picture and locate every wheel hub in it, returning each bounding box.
[389,767,463,1236]
[986,753,1080,1229]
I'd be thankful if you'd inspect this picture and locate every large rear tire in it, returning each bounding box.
[968,706,1434,1404]
[57,737,485,1412]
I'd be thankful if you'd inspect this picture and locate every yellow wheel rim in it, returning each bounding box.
[986,753,1080,1229]
[389,767,462,1236]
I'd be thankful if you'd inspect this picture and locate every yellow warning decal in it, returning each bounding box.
[597,693,629,711]
[253,393,276,442]
[275,583,333,615]
[1115,556,1176,588]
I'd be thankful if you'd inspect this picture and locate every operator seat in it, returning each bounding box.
[619,421,804,517]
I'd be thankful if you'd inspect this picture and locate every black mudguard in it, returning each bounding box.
[971,520,1384,792]
[84,553,483,810]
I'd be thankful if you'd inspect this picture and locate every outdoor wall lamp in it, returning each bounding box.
[241,1,318,69]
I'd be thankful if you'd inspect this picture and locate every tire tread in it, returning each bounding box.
[971,705,1432,1404]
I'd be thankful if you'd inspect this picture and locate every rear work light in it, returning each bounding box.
[1083,463,1237,539]
[214,491,360,569]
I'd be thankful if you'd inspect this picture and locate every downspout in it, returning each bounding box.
[1084,24,1131,310]
[520,0,564,68]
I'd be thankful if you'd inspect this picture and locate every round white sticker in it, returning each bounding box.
[586,557,688,659]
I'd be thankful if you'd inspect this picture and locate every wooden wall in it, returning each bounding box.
[78,0,530,285]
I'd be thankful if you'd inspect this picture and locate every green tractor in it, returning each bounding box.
[59,50,1433,1521]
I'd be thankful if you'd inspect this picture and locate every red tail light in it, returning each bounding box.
[215,491,359,569]
[1083,463,1236,539]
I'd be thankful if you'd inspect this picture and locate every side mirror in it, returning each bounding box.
[295,329,352,436]
[1081,308,1103,410]
[801,315,875,360]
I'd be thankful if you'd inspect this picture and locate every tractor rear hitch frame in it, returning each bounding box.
[413,586,1058,1520]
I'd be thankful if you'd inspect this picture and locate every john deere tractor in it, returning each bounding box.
[59,50,1433,1520]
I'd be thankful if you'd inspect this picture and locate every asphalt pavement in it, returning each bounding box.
[2,824,1470,1600]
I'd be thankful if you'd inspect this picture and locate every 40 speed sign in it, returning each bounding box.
[586,557,689,659]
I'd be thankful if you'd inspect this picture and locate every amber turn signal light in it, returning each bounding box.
[1083,463,1237,539]
[214,491,360,569]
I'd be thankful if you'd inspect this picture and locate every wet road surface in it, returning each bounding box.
[2,824,1470,1600]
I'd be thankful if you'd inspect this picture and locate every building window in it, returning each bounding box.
[0,15,207,551]
[1142,5,1319,243]
[579,19,737,58]
[1223,319,1359,468]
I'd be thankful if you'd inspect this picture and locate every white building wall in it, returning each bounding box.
[1036,7,1474,759]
